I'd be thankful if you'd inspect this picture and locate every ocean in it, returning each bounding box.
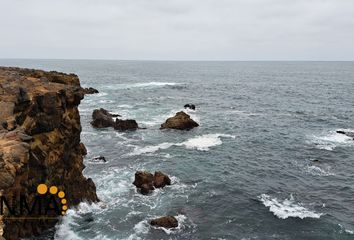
[1,60,354,240]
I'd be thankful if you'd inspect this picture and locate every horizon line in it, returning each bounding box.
[0,58,354,62]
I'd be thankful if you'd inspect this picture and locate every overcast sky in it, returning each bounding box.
[1,0,354,60]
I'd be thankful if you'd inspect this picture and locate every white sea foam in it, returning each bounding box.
[305,165,335,176]
[259,194,323,219]
[338,224,354,235]
[54,210,82,240]
[310,130,354,151]
[129,133,235,155]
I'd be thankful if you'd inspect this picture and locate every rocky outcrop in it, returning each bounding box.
[336,130,354,140]
[184,104,195,110]
[91,108,116,128]
[150,216,178,228]
[90,108,138,131]
[160,111,199,130]
[133,171,171,195]
[114,119,138,131]
[153,171,171,188]
[83,87,99,94]
[0,67,98,240]
[92,156,107,162]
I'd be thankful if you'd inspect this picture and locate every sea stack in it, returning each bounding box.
[160,111,199,130]
[0,67,98,240]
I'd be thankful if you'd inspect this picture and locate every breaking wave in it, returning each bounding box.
[129,134,235,155]
[259,194,323,219]
[309,129,354,151]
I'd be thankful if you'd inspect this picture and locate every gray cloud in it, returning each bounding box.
[1,0,353,60]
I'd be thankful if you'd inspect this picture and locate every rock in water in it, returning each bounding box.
[91,108,116,128]
[83,87,99,94]
[90,108,137,131]
[154,171,171,188]
[114,119,139,131]
[336,130,354,139]
[0,67,98,240]
[133,171,155,194]
[184,104,196,110]
[93,156,107,162]
[160,111,199,130]
[133,171,171,194]
[150,216,178,228]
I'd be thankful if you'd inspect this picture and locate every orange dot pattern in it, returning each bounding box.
[37,183,68,215]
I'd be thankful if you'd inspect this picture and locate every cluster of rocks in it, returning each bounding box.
[132,171,179,228]
[0,67,98,239]
[133,171,171,195]
[83,87,99,94]
[90,108,138,131]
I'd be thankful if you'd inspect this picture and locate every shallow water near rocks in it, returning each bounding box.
[1,60,354,240]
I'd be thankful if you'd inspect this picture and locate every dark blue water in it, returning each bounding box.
[1,60,354,240]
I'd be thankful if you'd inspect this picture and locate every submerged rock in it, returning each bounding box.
[160,111,199,130]
[184,104,196,110]
[92,156,107,162]
[336,130,354,140]
[83,87,99,94]
[133,171,171,195]
[150,216,178,228]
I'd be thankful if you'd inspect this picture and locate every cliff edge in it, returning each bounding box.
[0,67,98,239]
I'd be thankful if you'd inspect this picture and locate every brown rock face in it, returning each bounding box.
[114,119,138,131]
[160,111,199,130]
[133,171,171,195]
[133,171,154,195]
[150,216,178,228]
[153,171,171,188]
[91,108,116,128]
[0,67,98,240]
[90,108,138,131]
[83,87,99,94]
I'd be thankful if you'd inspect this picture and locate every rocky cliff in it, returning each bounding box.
[0,67,98,239]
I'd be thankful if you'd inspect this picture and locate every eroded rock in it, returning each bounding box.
[160,111,199,130]
[133,171,171,195]
[114,119,138,131]
[0,66,98,240]
[184,104,196,110]
[154,171,171,188]
[150,216,178,228]
[83,87,99,94]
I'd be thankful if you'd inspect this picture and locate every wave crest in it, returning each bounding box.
[259,194,323,219]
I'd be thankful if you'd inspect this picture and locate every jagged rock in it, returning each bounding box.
[0,66,98,240]
[160,111,199,130]
[92,156,107,162]
[184,104,196,110]
[154,171,171,188]
[336,130,354,140]
[91,108,136,131]
[150,216,178,228]
[90,108,116,128]
[114,119,138,131]
[133,171,154,189]
[83,87,99,94]
[133,171,171,194]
